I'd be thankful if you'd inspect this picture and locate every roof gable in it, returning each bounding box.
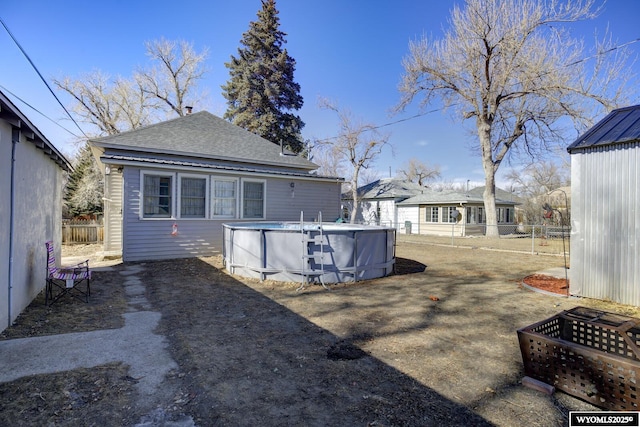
[349,178,427,199]
[568,105,640,153]
[90,111,317,171]
[0,90,72,172]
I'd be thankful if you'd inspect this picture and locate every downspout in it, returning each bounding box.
[8,127,19,327]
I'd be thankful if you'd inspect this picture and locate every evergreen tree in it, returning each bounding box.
[222,0,305,153]
[64,142,103,217]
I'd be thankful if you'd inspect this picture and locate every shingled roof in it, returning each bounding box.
[90,111,317,171]
[567,105,640,153]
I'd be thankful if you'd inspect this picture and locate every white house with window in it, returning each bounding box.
[90,111,342,262]
[396,188,518,236]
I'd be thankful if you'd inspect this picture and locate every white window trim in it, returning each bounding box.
[425,206,439,223]
[177,173,209,220]
[140,170,176,220]
[241,178,266,219]
[211,176,239,219]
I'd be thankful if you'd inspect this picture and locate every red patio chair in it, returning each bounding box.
[45,240,91,305]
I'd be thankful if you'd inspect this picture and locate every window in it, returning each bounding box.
[426,206,439,223]
[466,207,476,224]
[143,174,172,218]
[242,180,265,219]
[497,207,512,223]
[478,207,485,224]
[444,206,458,223]
[212,179,237,218]
[180,176,207,218]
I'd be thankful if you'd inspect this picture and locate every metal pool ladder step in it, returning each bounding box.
[298,211,328,291]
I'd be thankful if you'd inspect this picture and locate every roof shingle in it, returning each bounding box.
[90,111,317,170]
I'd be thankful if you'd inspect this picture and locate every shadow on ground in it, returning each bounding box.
[0,257,491,426]
[144,258,491,426]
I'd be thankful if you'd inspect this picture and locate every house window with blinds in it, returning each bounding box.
[242,180,265,219]
[212,179,237,218]
[180,177,207,218]
[143,174,172,218]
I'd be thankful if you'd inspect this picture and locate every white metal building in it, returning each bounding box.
[568,105,640,305]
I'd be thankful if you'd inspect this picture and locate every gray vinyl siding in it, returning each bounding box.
[266,178,341,222]
[570,142,640,305]
[1,121,64,331]
[121,167,341,262]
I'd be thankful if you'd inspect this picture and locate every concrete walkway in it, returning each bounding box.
[0,263,193,426]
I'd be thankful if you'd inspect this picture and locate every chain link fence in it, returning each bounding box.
[395,224,570,256]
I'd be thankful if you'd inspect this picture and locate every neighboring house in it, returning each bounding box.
[89,111,342,262]
[342,178,518,236]
[341,178,426,228]
[567,105,640,306]
[397,186,518,236]
[0,90,72,332]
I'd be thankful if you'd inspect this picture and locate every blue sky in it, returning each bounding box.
[1,0,639,187]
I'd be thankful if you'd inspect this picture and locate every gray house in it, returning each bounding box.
[90,111,342,262]
[567,105,640,305]
[0,90,72,332]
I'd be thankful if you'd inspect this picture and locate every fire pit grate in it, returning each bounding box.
[518,306,640,410]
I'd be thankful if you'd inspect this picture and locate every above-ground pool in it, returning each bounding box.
[222,222,395,284]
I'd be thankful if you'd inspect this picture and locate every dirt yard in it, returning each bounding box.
[1,236,639,426]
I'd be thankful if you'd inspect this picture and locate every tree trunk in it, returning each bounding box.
[349,171,359,224]
[478,119,499,237]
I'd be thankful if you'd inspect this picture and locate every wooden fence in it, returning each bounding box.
[62,219,104,244]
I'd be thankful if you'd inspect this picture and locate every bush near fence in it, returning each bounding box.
[62,219,104,244]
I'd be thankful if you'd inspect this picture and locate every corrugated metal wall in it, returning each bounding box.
[570,142,640,305]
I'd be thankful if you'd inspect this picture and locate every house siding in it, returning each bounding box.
[0,121,64,331]
[396,206,419,234]
[104,168,123,252]
[570,142,640,305]
[120,166,341,262]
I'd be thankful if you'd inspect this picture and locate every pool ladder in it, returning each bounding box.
[297,211,328,291]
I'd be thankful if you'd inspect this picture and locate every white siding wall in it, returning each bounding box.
[0,122,64,332]
[120,166,341,262]
[570,142,640,305]
[104,168,123,252]
[396,206,419,234]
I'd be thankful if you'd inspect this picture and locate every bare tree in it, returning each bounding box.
[55,38,209,136]
[317,98,390,223]
[54,71,143,136]
[398,0,634,236]
[506,161,569,198]
[507,161,570,224]
[397,158,441,186]
[136,38,209,117]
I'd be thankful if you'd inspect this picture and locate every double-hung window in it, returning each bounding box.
[242,180,265,219]
[445,206,458,223]
[143,174,173,218]
[212,179,238,218]
[426,206,438,223]
[466,207,475,224]
[180,176,207,218]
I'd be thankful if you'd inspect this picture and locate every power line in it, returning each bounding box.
[314,107,445,144]
[0,17,88,139]
[0,84,81,138]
